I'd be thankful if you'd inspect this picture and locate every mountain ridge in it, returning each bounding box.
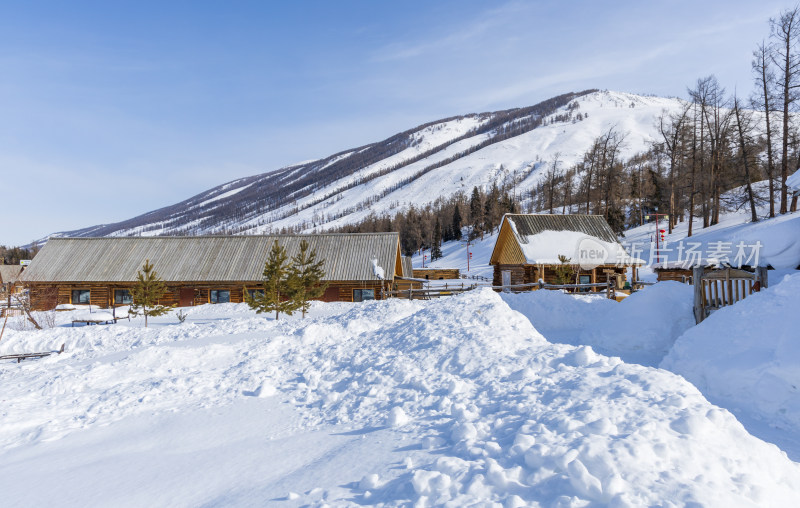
[43,89,690,241]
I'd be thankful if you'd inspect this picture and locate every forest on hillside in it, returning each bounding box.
[333,6,800,257]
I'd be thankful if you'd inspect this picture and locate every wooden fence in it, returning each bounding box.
[693,266,768,323]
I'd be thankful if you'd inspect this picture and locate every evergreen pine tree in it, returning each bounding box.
[287,240,328,318]
[485,183,500,233]
[431,219,443,260]
[554,255,575,285]
[469,186,483,239]
[247,241,297,320]
[129,259,173,327]
[451,205,463,241]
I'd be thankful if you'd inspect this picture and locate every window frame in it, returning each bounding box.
[71,289,91,305]
[353,288,375,302]
[246,288,265,300]
[210,289,231,304]
[114,289,133,305]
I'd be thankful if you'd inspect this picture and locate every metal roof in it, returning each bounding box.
[20,234,400,283]
[401,256,413,278]
[0,265,23,283]
[503,214,619,244]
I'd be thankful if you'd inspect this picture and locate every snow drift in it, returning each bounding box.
[662,272,800,438]
[502,282,695,366]
[0,289,798,506]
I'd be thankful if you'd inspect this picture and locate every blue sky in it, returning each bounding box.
[0,0,791,245]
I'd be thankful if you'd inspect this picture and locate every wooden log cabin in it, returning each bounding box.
[412,268,461,280]
[489,214,643,290]
[393,257,425,292]
[20,233,404,310]
[1,265,24,305]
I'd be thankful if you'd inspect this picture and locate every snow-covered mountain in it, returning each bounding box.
[47,90,687,239]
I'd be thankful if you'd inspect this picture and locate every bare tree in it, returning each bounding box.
[545,153,562,214]
[733,95,761,223]
[752,41,778,217]
[770,6,800,214]
[659,104,691,233]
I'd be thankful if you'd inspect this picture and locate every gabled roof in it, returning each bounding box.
[502,214,618,242]
[0,265,23,284]
[21,234,400,283]
[401,256,413,278]
[490,214,642,266]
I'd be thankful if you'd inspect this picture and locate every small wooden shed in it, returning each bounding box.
[412,268,461,280]
[0,265,24,299]
[20,233,403,310]
[489,214,642,290]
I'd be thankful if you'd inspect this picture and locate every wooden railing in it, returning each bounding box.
[693,266,767,323]
[390,280,620,300]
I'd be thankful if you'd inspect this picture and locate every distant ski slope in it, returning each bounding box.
[44,90,689,240]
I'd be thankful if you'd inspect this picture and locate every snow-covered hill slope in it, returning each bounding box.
[45,90,688,240]
[2,290,800,506]
[415,180,800,284]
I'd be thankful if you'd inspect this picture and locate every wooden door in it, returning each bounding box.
[179,288,194,307]
[321,286,339,302]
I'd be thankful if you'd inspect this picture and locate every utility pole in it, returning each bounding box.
[645,211,670,264]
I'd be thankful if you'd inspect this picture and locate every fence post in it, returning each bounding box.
[756,266,768,290]
[693,266,705,324]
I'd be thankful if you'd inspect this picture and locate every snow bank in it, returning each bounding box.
[662,272,800,437]
[502,281,694,366]
[1,289,799,506]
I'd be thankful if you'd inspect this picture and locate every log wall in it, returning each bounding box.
[26,280,393,310]
[493,264,625,290]
[412,268,461,280]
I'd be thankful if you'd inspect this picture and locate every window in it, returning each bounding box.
[353,289,375,302]
[114,289,133,305]
[247,289,264,300]
[210,290,230,303]
[579,275,591,292]
[72,289,90,305]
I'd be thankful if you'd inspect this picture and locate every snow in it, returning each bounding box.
[662,272,800,446]
[93,90,696,239]
[194,182,254,208]
[516,229,642,267]
[2,291,800,505]
[502,281,694,366]
[788,168,800,190]
[622,183,800,271]
[371,258,385,279]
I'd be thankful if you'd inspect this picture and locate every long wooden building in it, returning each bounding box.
[490,214,642,289]
[20,234,403,310]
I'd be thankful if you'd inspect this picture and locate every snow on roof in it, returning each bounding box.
[502,214,643,266]
[371,258,385,280]
[517,230,643,266]
[788,168,800,191]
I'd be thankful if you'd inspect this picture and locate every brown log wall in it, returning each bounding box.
[493,264,626,290]
[412,268,461,280]
[26,280,393,310]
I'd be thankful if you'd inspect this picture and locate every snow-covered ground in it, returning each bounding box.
[662,271,800,459]
[2,287,800,506]
[501,281,694,367]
